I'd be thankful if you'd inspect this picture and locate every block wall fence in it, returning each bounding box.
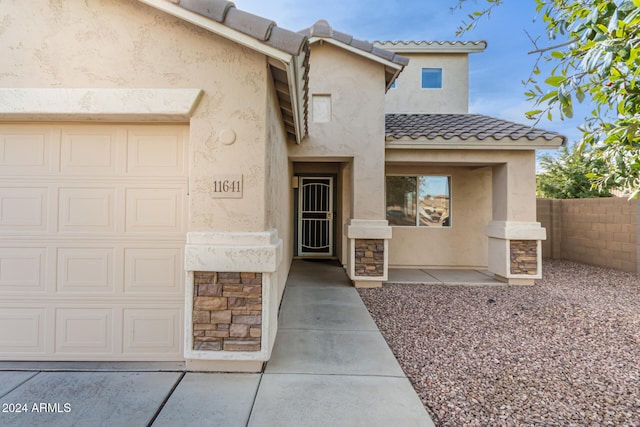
[537,198,638,273]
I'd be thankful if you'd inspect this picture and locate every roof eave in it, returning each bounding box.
[309,37,405,71]
[375,41,487,54]
[139,0,292,62]
[287,53,308,144]
[385,136,566,150]
[138,0,308,143]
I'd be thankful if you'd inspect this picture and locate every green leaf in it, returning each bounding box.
[551,51,564,59]
[545,76,565,87]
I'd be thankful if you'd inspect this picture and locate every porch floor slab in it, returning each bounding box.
[388,268,503,285]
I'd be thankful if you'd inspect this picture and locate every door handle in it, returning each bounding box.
[326,212,332,220]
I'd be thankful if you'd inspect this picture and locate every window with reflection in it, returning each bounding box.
[386,175,451,227]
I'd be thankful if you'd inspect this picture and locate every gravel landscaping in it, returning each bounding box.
[358,260,640,426]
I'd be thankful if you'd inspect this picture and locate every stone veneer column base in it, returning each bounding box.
[345,219,392,285]
[184,230,282,366]
[486,221,546,283]
[192,271,262,352]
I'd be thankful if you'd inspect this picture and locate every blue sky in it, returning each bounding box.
[238,0,587,148]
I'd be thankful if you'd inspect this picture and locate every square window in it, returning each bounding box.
[386,175,451,227]
[421,68,442,89]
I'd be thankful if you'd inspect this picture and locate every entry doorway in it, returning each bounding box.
[297,176,335,257]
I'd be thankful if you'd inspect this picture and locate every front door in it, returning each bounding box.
[298,176,334,257]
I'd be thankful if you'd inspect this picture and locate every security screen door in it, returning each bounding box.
[298,176,334,256]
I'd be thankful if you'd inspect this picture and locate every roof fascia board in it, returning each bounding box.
[386,68,403,92]
[309,37,403,71]
[375,42,487,54]
[288,55,306,144]
[138,0,291,63]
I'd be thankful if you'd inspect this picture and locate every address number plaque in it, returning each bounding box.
[212,174,243,199]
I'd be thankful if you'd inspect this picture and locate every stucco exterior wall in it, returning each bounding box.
[385,53,469,114]
[265,75,292,300]
[0,0,271,233]
[386,165,492,268]
[289,43,387,220]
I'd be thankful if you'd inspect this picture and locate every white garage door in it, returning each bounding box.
[0,124,188,361]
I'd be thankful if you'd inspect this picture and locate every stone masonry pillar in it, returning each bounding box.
[345,219,392,288]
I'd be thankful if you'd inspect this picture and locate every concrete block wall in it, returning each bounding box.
[537,198,638,273]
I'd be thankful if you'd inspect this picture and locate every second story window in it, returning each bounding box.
[421,68,442,89]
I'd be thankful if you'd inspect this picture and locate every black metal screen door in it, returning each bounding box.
[298,177,333,256]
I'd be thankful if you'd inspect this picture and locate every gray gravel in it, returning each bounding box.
[358,260,640,427]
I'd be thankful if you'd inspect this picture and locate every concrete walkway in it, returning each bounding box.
[0,260,434,427]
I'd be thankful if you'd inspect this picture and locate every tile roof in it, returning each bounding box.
[299,20,409,67]
[171,0,308,55]
[386,114,567,146]
[376,40,487,53]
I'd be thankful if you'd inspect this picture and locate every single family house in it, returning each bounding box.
[0,0,565,371]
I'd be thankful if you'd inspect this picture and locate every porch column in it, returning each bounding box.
[183,229,283,371]
[345,219,392,288]
[487,156,546,285]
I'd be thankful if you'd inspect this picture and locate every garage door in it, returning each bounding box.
[0,124,188,361]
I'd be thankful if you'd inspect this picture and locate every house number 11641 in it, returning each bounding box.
[211,174,243,199]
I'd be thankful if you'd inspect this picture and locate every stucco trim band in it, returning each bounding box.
[0,88,204,121]
[185,230,283,273]
[485,221,547,240]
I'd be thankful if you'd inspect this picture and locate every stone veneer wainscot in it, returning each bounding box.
[510,240,538,275]
[192,272,262,352]
[354,239,385,277]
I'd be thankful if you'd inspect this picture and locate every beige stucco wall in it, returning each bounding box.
[289,43,387,221]
[386,165,492,268]
[0,0,271,233]
[265,75,293,300]
[385,53,469,114]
